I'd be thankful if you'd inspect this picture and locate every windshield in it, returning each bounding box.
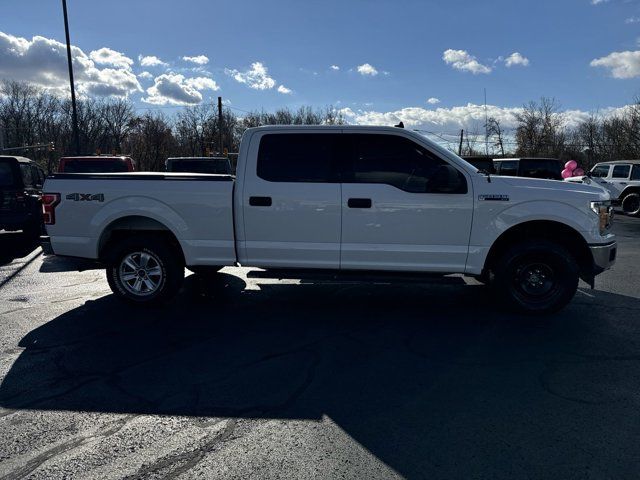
[62,159,130,173]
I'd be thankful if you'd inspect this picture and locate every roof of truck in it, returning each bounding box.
[0,155,36,163]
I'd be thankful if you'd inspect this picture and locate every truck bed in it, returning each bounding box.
[44,172,237,267]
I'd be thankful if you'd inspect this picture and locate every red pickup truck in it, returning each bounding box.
[58,155,135,173]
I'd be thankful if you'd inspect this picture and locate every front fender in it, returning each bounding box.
[465,200,601,275]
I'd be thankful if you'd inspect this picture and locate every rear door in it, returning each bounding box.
[240,131,342,268]
[608,164,631,198]
[339,133,474,272]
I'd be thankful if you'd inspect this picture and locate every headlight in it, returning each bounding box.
[590,201,613,235]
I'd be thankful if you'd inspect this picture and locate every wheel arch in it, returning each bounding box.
[483,220,593,283]
[98,215,185,265]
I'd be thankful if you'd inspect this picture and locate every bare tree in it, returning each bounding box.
[485,116,505,157]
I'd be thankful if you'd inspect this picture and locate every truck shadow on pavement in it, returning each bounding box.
[2,273,640,478]
[0,231,40,266]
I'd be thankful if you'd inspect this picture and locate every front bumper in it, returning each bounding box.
[590,241,617,274]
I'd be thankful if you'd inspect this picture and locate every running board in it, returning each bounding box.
[246,268,464,285]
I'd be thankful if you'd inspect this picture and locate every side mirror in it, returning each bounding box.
[428,164,466,193]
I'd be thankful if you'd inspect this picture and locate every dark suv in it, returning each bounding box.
[493,158,563,180]
[0,156,45,237]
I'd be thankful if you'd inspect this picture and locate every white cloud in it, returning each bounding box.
[138,55,168,67]
[89,47,134,69]
[182,55,209,65]
[504,52,530,67]
[330,65,340,71]
[427,97,440,104]
[591,0,610,4]
[442,49,492,74]
[590,50,640,78]
[138,71,153,80]
[626,17,640,24]
[0,31,142,97]
[277,84,292,94]
[356,63,379,76]
[143,73,219,105]
[225,62,276,90]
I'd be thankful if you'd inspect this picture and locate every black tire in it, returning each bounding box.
[493,239,579,314]
[106,235,184,305]
[621,193,640,217]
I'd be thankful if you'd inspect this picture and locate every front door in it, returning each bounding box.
[340,133,474,272]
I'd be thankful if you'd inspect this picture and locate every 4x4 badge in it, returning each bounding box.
[66,193,105,202]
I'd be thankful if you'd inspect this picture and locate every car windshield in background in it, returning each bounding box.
[169,160,230,174]
[63,160,129,173]
[0,161,16,187]
[519,159,562,180]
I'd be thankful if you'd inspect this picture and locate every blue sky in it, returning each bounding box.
[1,0,639,134]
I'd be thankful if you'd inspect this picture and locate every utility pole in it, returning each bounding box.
[62,0,80,155]
[458,129,464,156]
[217,96,223,155]
[483,88,489,156]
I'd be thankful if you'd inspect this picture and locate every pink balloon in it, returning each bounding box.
[565,160,577,171]
[573,168,585,176]
[561,168,573,179]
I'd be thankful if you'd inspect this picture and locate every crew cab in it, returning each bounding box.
[41,126,617,313]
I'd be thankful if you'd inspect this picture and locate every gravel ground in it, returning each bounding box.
[0,216,639,480]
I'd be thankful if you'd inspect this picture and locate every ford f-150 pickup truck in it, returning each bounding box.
[41,126,617,313]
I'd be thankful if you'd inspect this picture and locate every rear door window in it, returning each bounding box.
[612,165,631,179]
[631,165,640,181]
[519,159,562,180]
[20,164,33,187]
[63,159,130,173]
[257,133,340,182]
[0,161,16,187]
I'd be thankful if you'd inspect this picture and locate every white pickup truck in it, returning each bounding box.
[41,126,617,313]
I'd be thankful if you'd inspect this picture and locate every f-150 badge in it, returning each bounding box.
[66,193,105,202]
[478,194,509,201]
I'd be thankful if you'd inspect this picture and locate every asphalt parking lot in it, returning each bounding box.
[1,217,639,480]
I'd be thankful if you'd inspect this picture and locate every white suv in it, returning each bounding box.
[588,161,640,216]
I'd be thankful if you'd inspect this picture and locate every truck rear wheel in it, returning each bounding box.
[106,236,184,305]
[493,239,579,314]
[621,193,640,217]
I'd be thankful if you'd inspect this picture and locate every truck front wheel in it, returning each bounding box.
[106,236,184,305]
[493,239,579,314]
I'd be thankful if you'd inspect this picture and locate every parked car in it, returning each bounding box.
[461,156,495,174]
[165,157,232,175]
[0,156,45,237]
[493,158,563,180]
[582,161,640,216]
[58,155,135,173]
[41,126,616,314]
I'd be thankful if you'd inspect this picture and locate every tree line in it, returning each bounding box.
[1,80,638,172]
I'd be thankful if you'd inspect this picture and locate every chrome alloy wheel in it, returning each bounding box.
[118,251,164,297]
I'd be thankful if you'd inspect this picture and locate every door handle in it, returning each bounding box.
[348,198,372,208]
[249,196,272,207]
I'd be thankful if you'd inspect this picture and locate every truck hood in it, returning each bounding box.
[494,175,610,202]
